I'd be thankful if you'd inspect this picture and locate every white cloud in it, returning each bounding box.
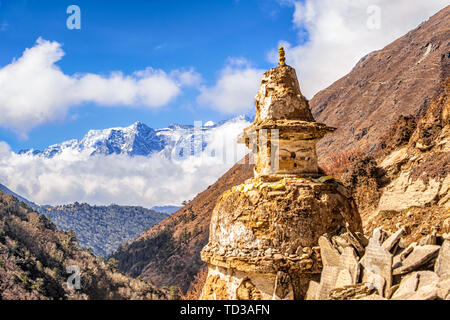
[170,68,202,87]
[274,0,448,98]
[0,38,197,135]
[0,120,250,207]
[197,58,264,114]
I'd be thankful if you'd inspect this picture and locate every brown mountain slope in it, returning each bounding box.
[112,157,253,292]
[311,5,450,155]
[113,6,450,293]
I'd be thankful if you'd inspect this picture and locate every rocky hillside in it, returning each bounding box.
[0,190,168,300]
[304,75,449,300]
[0,184,169,257]
[111,156,253,292]
[311,5,450,156]
[322,76,449,232]
[42,203,168,256]
[113,6,450,294]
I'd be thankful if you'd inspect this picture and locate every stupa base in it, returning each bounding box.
[200,177,362,300]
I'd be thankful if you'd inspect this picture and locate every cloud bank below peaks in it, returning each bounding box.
[0,118,250,208]
[0,38,201,135]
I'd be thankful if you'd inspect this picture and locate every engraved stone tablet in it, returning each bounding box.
[319,236,341,267]
[335,269,353,288]
[360,238,392,297]
[317,265,340,300]
[339,246,360,284]
[305,281,319,300]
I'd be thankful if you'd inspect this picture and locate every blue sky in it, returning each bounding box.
[0,0,304,151]
[0,0,446,153]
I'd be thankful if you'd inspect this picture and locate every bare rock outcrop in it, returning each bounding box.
[377,77,450,212]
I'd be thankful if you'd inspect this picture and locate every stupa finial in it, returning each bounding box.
[278,46,286,66]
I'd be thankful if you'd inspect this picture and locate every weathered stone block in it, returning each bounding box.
[393,245,440,275]
[382,227,406,252]
[435,240,450,278]
[305,281,319,300]
[319,236,341,267]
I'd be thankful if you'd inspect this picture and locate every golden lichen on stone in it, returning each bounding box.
[315,175,334,183]
[228,176,343,196]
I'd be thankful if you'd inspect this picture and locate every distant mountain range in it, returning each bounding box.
[1,183,169,256]
[18,115,253,158]
[42,203,168,256]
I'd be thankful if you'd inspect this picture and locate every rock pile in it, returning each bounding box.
[306,227,450,300]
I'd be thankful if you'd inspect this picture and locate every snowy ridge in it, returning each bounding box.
[19,115,253,159]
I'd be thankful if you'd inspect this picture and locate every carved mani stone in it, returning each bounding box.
[319,236,341,267]
[360,238,393,297]
[335,269,353,288]
[316,266,341,300]
[339,247,360,284]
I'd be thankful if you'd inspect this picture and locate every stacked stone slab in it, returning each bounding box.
[306,227,450,300]
[200,49,363,300]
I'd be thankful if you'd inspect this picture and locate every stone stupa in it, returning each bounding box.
[200,47,363,300]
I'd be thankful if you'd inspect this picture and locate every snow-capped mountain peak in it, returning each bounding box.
[18,115,253,158]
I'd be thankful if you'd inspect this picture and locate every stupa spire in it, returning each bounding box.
[279,46,286,66]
